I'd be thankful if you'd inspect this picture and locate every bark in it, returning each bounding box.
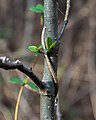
[40,0,58,120]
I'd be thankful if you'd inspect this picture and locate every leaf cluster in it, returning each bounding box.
[28,37,57,56]
[30,4,44,25]
[28,45,43,56]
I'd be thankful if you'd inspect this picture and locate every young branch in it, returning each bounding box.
[41,27,46,51]
[14,85,24,120]
[58,0,71,40]
[0,57,46,90]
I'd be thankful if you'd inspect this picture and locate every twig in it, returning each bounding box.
[41,27,46,51]
[57,3,64,16]
[41,27,58,93]
[58,0,71,40]
[44,54,58,84]
[14,85,24,120]
[57,7,64,16]
[0,57,46,90]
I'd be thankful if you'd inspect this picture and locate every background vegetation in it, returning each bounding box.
[0,0,96,120]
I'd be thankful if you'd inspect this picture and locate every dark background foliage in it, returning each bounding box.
[0,0,96,120]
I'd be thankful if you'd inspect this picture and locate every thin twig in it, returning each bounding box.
[0,57,46,90]
[57,2,64,15]
[57,7,64,16]
[41,27,46,51]
[58,0,70,40]
[44,54,58,84]
[41,27,58,92]
[14,85,24,120]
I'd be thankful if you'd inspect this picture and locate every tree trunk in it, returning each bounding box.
[40,0,58,120]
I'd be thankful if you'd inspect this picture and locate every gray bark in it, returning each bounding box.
[40,0,58,120]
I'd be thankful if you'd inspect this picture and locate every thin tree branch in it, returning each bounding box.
[0,56,46,90]
[14,85,24,120]
[41,26,46,51]
[58,0,70,40]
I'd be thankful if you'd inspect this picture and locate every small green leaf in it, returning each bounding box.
[28,45,41,56]
[8,77,23,84]
[49,41,57,50]
[36,4,44,11]
[37,45,43,51]
[27,82,39,91]
[46,37,52,49]
[28,46,37,52]
[30,4,44,13]
[30,8,42,13]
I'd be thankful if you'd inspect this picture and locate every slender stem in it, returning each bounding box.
[64,0,70,21]
[58,0,71,40]
[14,86,24,120]
[44,54,57,84]
[41,27,46,51]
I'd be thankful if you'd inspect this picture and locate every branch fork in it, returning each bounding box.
[0,57,46,90]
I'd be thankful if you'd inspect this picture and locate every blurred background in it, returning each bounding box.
[0,0,96,120]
